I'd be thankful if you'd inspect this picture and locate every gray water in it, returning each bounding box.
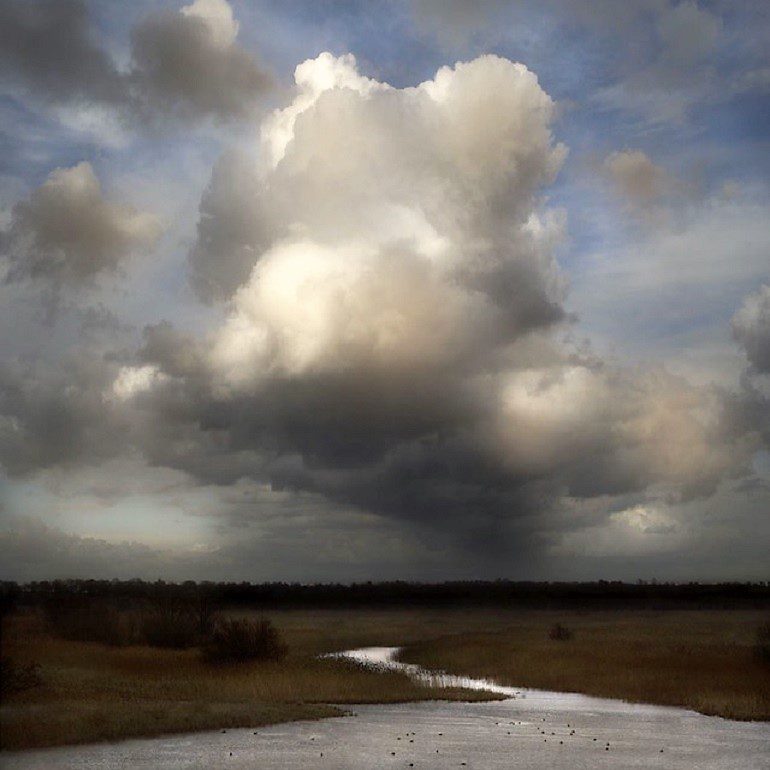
[3,646,769,769]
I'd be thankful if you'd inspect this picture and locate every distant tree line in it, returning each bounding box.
[2,579,769,613]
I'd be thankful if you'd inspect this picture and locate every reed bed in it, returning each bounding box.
[399,610,770,721]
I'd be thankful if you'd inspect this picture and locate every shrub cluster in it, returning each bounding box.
[139,606,200,649]
[45,594,219,649]
[42,597,288,664]
[548,622,573,641]
[202,618,288,664]
[141,593,220,648]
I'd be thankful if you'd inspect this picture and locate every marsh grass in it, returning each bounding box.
[399,610,770,721]
[0,610,495,751]
[3,607,767,751]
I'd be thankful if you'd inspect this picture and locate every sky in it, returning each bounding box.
[0,0,768,583]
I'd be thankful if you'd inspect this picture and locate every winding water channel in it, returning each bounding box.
[4,646,769,769]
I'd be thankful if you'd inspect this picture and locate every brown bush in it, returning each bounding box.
[45,594,220,650]
[548,622,573,641]
[202,618,288,664]
[139,607,199,649]
[137,592,221,649]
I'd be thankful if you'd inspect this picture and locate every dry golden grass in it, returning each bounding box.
[0,610,494,751]
[399,610,770,722]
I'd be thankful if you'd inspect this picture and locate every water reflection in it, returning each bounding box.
[330,646,524,697]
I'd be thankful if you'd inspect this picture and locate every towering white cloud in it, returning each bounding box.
[200,53,568,384]
[169,53,755,550]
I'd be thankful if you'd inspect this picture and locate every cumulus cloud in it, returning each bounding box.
[2,162,161,292]
[603,149,672,206]
[136,53,753,553]
[733,284,770,374]
[0,0,125,106]
[188,151,271,302]
[130,0,271,122]
[194,52,567,318]
[0,0,270,130]
[2,48,765,575]
[138,321,206,380]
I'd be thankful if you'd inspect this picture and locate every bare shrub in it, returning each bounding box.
[137,591,221,649]
[0,658,42,696]
[202,618,288,664]
[548,622,573,641]
[139,606,199,649]
[191,592,218,638]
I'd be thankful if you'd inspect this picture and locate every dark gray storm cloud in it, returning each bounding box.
[0,351,124,475]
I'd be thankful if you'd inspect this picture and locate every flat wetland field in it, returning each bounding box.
[397,609,770,722]
[2,607,768,751]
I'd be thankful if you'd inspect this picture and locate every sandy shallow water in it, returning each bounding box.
[3,646,769,769]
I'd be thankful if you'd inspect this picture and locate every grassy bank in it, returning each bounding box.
[399,610,770,721]
[0,610,495,751]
